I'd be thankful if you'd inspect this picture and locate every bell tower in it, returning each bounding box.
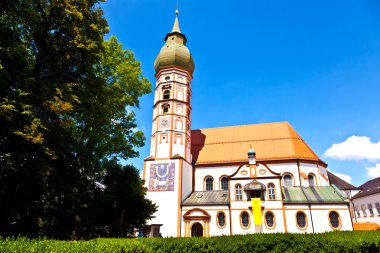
[143,10,195,237]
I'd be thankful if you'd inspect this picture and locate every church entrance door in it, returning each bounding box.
[191,222,203,237]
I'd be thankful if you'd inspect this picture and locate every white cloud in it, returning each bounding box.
[331,172,352,184]
[366,163,380,178]
[324,136,380,161]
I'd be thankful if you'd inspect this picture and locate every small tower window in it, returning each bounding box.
[308,174,315,187]
[220,176,228,190]
[163,90,170,100]
[162,104,170,114]
[283,174,293,187]
[205,177,214,191]
[165,76,170,81]
[235,184,242,200]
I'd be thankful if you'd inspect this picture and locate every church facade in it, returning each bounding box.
[142,11,353,237]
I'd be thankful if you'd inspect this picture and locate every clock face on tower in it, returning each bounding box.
[159,117,170,129]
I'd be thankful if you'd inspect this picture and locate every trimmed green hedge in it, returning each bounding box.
[1,231,379,253]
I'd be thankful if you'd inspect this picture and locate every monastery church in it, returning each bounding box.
[142,11,353,237]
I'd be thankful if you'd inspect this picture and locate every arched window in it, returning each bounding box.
[217,212,226,228]
[205,177,213,191]
[235,184,242,200]
[308,174,315,187]
[220,176,228,190]
[265,212,275,229]
[329,211,340,229]
[163,90,170,100]
[162,104,170,114]
[241,211,250,228]
[268,183,276,200]
[283,174,293,187]
[296,211,307,229]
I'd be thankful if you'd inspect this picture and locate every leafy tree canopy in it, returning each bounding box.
[0,0,156,239]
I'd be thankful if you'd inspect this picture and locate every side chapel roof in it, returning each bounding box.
[352,177,380,199]
[191,122,325,166]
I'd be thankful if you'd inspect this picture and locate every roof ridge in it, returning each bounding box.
[286,123,323,162]
[192,136,303,146]
[191,121,289,131]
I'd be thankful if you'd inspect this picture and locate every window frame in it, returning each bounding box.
[368,203,374,217]
[361,204,367,217]
[328,211,341,230]
[220,176,229,191]
[235,184,243,201]
[375,202,380,216]
[296,211,308,230]
[163,89,170,100]
[267,183,276,200]
[216,211,227,229]
[308,174,316,187]
[240,211,251,229]
[264,211,276,230]
[283,174,294,187]
[355,206,361,218]
[204,176,214,191]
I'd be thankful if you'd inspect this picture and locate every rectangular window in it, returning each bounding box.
[355,206,360,218]
[376,202,380,216]
[368,204,374,217]
[268,188,275,200]
[361,204,367,217]
[236,185,242,200]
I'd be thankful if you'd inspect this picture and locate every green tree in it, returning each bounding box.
[0,0,154,239]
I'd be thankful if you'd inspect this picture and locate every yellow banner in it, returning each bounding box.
[251,198,262,225]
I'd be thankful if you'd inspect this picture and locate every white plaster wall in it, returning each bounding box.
[262,209,285,233]
[284,206,314,233]
[311,207,353,232]
[155,133,171,158]
[283,205,352,233]
[144,159,181,237]
[182,161,193,201]
[267,163,301,186]
[352,193,380,224]
[194,166,239,191]
[181,206,230,237]
[299,163,329,187]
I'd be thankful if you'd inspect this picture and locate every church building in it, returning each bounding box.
[142,11,353,237]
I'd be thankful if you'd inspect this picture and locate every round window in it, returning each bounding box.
[165,76,170,81]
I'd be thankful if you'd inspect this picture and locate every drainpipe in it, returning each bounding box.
[308,203,315,233]
[296,161,303,186]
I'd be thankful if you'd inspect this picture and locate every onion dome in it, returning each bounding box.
[248,148,256,157]
[154,10,195,74]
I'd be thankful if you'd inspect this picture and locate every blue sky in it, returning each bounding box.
[101,0,380,186]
